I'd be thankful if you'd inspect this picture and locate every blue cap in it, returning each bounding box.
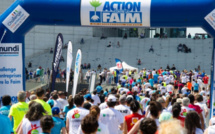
[84,94,91,100]
[47,99,54,107]
[52,107,60,115]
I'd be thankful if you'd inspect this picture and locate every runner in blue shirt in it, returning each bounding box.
[96,83,103,93]
[51,107,66,134]
[0,95,14,131]
[194,81,199,93]
[153,73,159,84]
[63,95,75,122]
[149,78,154,87]
[0,114,12,134]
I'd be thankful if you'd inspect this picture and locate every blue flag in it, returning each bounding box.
[115,58,123,73]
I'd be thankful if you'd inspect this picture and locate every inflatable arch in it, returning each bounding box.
[0,0,215,116]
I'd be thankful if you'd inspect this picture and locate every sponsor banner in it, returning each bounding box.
[89,73,96,93]
[212,48,215,117]
[115,58,123,73]
[72,49,82,96]
[2,5,29,33]
[81,0,151,27]
[51,33,63,91]
[66,41,73,93]
[205,9,215,31]
[0,43,23,103]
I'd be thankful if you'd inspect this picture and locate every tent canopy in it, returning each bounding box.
[109,62,138,72]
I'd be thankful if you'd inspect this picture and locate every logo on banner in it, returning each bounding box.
[2,5,29,33]
[75,53,80,73]
[89,0,142,26]
[116,62,122,69]
[0,45,19,56]
[53,36,63,72]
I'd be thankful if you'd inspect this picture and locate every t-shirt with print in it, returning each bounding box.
[188,104,203,114]
[51,116,66,134]
[160,86,166,94]
[77,122,109,134]
[125,113,144,132]
[21,117,42,134]
[9,102,29,132]
[114,105,131,117]
[67,107,89,134]
[180,106,194,117]
[0,105,11,116]
[99,108,124,134]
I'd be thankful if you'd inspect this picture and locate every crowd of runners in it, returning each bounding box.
[0,67,215,134]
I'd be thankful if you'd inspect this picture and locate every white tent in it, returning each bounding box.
[109,61,138,72]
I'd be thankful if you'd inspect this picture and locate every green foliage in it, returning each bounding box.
[90,0,102,8]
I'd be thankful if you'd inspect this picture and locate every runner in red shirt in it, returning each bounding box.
[188,94,204,129]
[123,101,144,133]
[203,74,209,84]
[158,67,163,74]
[202,74,209,89]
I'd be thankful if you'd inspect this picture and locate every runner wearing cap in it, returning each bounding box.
[99,95,124,134]
[51,107,66,134]
[115,95,131,117]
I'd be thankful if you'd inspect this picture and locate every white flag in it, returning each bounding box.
[72,49,82,96]
[66,41,73,93]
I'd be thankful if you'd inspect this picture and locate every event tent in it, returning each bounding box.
[109,62,138,72]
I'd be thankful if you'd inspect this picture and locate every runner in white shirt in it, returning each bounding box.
[57,91,68,108]
[144,82,151,89]
[152,69,156,75]
[181,86,188,95]
[165,75,171,84]
[195,95,209,127]
[118,87,129,94]
[16,102,43,134]
[132,84,139,92]
[169,74,174,83]
[77,105,109,134]
[181,75,187,84]
[160,83,166,94]
[52,93,63,110]
[158,75,163,82]
[140,96,150,112]
[92,90,101,106]
[66,95,89,134]
[197,78,203,90]
[157,84,161,91]
[114,95,131,117]
[99,101,108,110]
[166,84,174,94]
[99,95,124,134]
